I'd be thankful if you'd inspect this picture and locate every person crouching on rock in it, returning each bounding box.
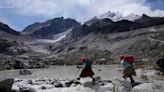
[77,56,95,82]
[120,55,136,84]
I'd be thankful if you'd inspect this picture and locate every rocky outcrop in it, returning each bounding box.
[0,78,14,92]
[135,14,164,28]
[0,38,21,54]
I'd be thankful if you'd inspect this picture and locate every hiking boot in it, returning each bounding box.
[131,82,136,87]
[91,78,96,84]
[92,78,95,82]
[76,78,80,80]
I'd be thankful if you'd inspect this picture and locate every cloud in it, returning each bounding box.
[3,0,164,22]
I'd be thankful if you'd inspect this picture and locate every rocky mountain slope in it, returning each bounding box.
[75,14,164,41]
[0,12,164,69]
[0,16,82,69]
[0,17,79,70]
[0,22,21,54]
[0,22,19,35]
[0,21,49,70]
[22,17,80,39]
[49,14,164,65]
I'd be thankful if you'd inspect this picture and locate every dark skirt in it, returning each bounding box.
[80,66,94,77]
[123,65,136,78]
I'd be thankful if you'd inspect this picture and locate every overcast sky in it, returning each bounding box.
[0,0,164,31]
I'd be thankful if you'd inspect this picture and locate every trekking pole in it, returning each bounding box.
[75,68,81,76]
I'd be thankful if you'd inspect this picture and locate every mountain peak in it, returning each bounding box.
[95,11,122,22]
[95,11,141,22]
[22,17,80,39]
[142,14,150,18]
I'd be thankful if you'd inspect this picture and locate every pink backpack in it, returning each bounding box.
[124,55,134,64]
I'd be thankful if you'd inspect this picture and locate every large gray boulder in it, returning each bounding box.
[112,78,132,92]
[19,69,32,75]
[19,87,36,92]
[0,78,14,92]
[54,81,63,88]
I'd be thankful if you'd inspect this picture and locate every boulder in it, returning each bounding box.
[155,59,164,71]
[40,86,46,90]
[0,78,14,92]
[65,80,74,87]
[112,78,132,92]
[54,82,63,88]
[19,87,36,92]
[67,46,76,52]
[65,79,82,87]
[19,69,32,75]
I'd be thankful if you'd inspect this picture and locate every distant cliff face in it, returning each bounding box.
[22,17,80,39]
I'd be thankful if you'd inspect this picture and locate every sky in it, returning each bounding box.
[0,0,164,31]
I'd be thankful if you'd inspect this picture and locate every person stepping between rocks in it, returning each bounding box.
[120,55,136,86]
[76,56,95,83]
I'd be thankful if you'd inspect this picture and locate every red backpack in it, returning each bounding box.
[124,55,134,64]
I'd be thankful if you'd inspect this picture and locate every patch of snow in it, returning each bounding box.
[24,28,72,54]
[37,35,66,43]
[97,11,122,22]
[36,28,72,43]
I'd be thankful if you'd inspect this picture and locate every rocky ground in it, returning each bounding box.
[0,65,164,92]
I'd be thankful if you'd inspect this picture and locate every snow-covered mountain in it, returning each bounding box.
[95,11,141,22]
